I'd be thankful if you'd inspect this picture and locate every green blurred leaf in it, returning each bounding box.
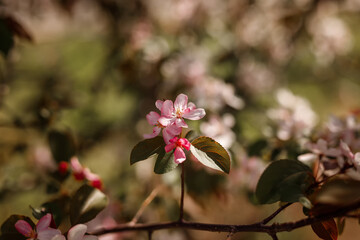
[41,195,71,227]
[337,217,345,235]
[190,137,230,174]
[311,218,338,240]
[255,159,314,204]
[48,130,76,163]
[154,147,177,174]
[0,215,34,240]
[0,18,14,57]
[247,139,268,157]
[70,184,108,225]
[130,136,164,165]
[313,176,360,206]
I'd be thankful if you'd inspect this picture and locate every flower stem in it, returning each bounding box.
[179,163,185,222]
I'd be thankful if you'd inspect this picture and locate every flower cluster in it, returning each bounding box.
[70,157,103,190]
[15,214,98,240]
[144,93,205,163]
[298,114,360,181]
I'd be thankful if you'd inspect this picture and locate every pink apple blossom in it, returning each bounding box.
[143,111,182,144]
[165,137,191,164]
[51,224,98,240]
[15,213,61,240]
[158,93,205,128]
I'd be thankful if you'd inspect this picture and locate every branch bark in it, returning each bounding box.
[91,200,360,237]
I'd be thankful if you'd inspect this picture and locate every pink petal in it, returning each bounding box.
[83,168,100,182]
[158,116,174,127]
[70,157,84,173]
[15,220,33,237]
[178,138,191,151]
[143,126,161,139]
[68,224,87,240]
[83,236,98,240]
[174,147,186,164]
[163,130,174,144]
[174,94,188,111]
[175,118,188,128]
[155,100,163,110]
[182,108,206,120]
[187,102,196,111]
[165,124,182,136]
[146,111,160,125]
[165,143,176,152]
[37,228,62,240]
[37,213,52,231]
[51,235,66,240]
[161,100,174,117]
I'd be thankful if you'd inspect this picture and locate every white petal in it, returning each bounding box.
[38,228,62,240]
[182,108,206,120]
[51,235,66,240]
[68,224,87,240]
[83,236,98,240]
[158,116,174,126]
[174,94,188,111]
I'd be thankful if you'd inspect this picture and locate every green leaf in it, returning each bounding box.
[154,147,177,174]
[190,137,231,174]
[41,195,71,227]
[255,159,314,204]
[0,18,14,57]
[337,217,345,235]
[184,130,198,142]
[48,130,76,163]
[70,184,108,225]
[130,136,164,165]
[311,218,338,240]
[313,175,360,206]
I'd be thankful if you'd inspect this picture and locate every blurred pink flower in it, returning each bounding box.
[70,157,103,190]
[165,137,191,164]
[15,213,61,240]
[51,224,98,240]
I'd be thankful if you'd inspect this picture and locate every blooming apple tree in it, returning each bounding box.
[1,93,360,240]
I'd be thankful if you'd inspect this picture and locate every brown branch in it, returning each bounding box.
[91,200,360,238]
[262,203,292,225]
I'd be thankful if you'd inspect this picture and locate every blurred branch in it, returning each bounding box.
[129,185,163,225]
[92,200,360,237]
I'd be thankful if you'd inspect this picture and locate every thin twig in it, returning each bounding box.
[129,185,163,225]
[179,163,185,222]
[91,200,360,237]
[262,203,292,225]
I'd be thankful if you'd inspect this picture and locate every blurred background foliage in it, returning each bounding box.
[1,0,360,239]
